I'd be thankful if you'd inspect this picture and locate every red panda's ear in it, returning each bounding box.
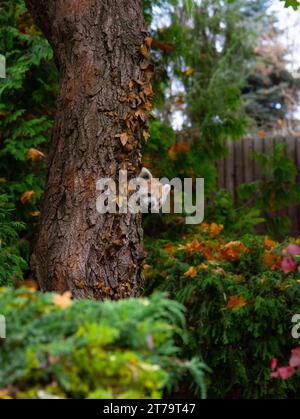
[139,167,152,180]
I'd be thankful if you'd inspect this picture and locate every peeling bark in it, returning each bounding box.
[25,0,152,299]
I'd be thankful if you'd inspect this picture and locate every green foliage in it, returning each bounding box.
[145,230,300,398]
[143,120,176,179]
[0,289,208,399]
[143,119,218,196]
[0,0,57,275]
[0,195,27,286]
[142,0,258,221]
[206,189,265,235]
[142,0,254,201]
[0,0,57,166]
[185,0,194,16]
[281,0,300,10]
[238,143,300,238]
[184,1,252,156]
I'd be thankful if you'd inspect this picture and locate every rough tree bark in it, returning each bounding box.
[25,0,153,299]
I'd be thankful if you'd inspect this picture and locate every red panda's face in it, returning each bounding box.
[137,168,171,213]
[99,168,171,214]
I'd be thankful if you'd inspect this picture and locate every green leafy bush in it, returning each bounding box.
[0,0,56,186]
[206,189,264,236]
[0,288,207,399]
[0,195,27,286]
[0,0,57,267]
[145,228,300,398]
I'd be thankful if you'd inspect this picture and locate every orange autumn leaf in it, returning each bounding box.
[26,148,45,161]
[30,211,40,217]
[227,295,247,310]
[201,222,223,237]
[22,279,38,291]
[180,239,202,253]
[144,36,153,48]
[21,190,35,205]
[257,130,266,139]
[200,222,210,231]
[263,253,282,270]
[24,25,40,36]
[179,239,215,260]
[184,266,198,278]
[221,241,248,262]
[210,223,224,237]
[202,248,215,260]
[175,95,184,107]
[263,236,277,250]
[53,291,73,309]
[163,242,176,255]
[185,67,194,76]
[140,44,149,58]
[168,142,190,159]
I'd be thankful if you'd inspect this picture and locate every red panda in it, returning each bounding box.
[129,167,171,213]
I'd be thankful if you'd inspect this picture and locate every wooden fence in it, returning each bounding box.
[216,136,300,235]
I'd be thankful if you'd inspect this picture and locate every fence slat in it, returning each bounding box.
[244,138,253,183]
[286,137,298,234]
[217,136,300,236]
[253,137,263,179]
[218,155,225,188]
[225,140,235,194]
[235,139,244,194]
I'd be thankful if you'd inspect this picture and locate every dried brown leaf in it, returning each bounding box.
[27,148,45,161]
[115,132,130,146]
[144,37,153,48]
[142,129,150,141]
[140,44,149,58]
[21,190,35,205]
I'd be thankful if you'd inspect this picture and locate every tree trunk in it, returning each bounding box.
[25,0,152,299]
